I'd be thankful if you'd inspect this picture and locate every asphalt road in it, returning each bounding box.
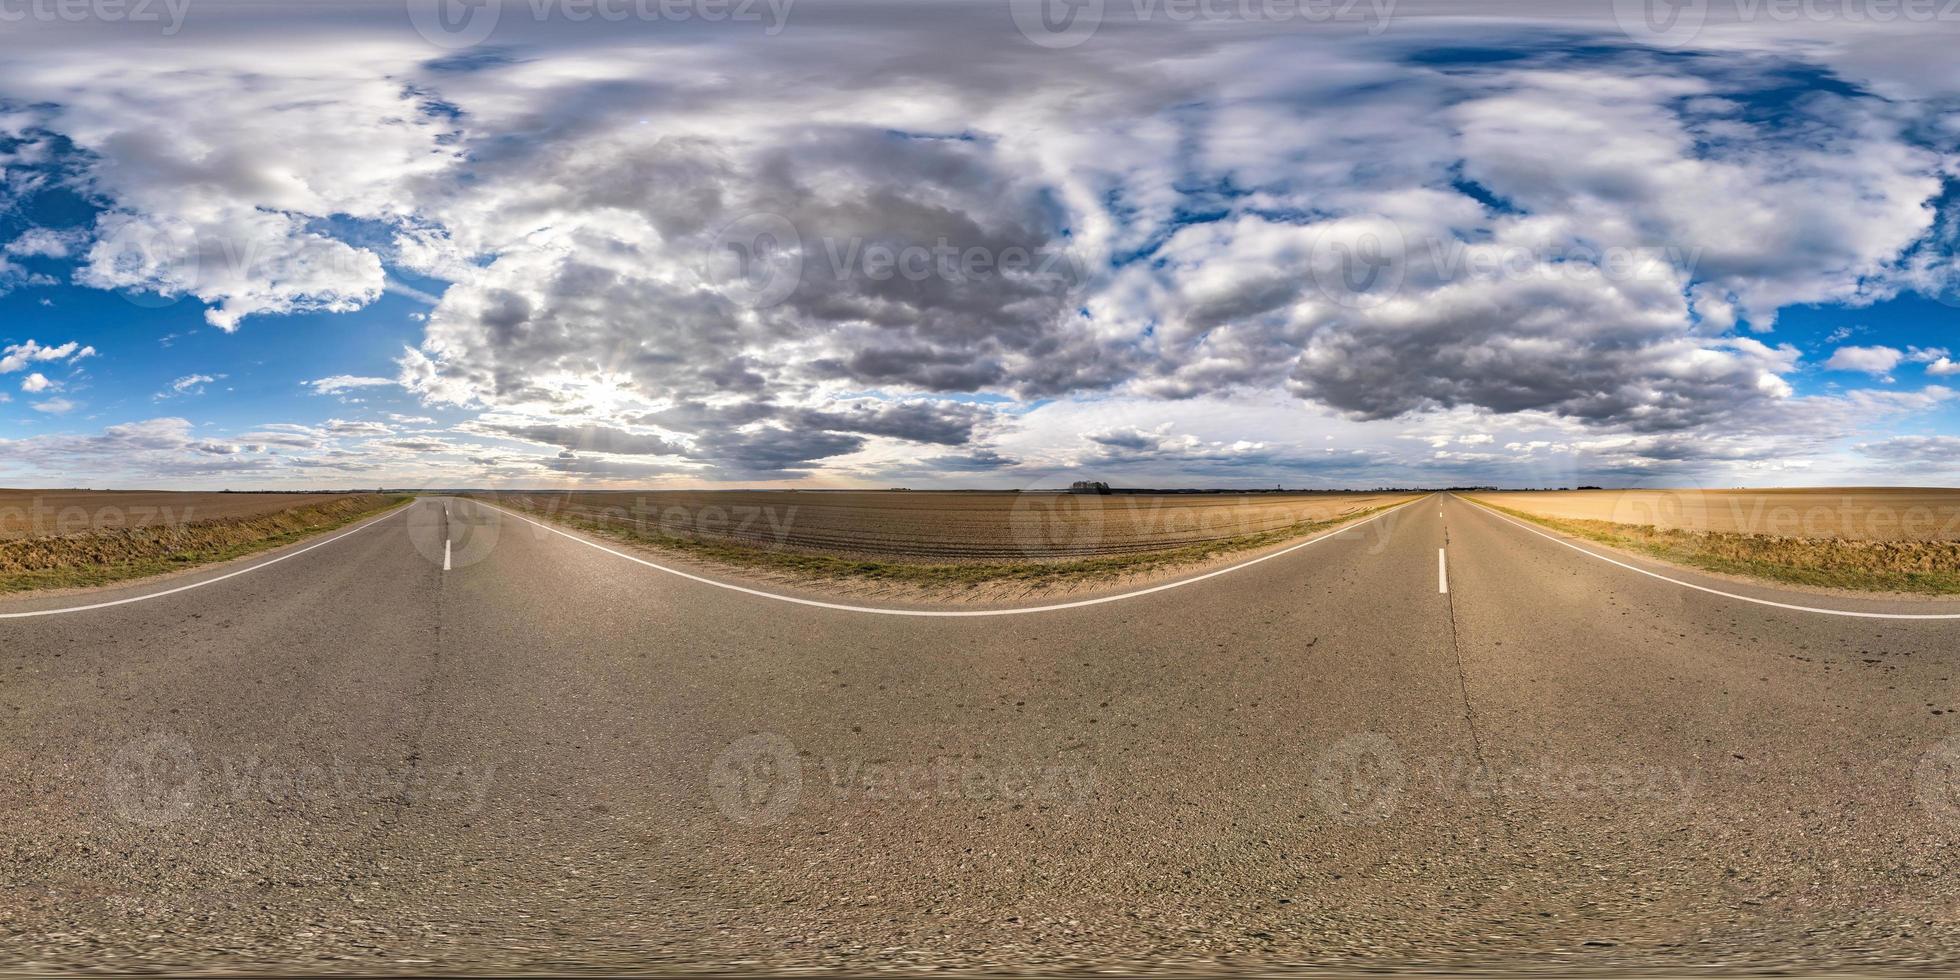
[5,494,1960,974]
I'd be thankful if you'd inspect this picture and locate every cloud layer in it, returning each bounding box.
[1,3,1957,486]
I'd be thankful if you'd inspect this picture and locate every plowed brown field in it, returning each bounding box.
[474,490,1413,560]
[0,490,362,539]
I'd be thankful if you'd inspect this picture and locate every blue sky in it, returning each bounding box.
[1,1,1956,489]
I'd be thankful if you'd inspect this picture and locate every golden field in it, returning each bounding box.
[1471,488,1960,594]
[1474,488,1960,541]
[0,492,408,593]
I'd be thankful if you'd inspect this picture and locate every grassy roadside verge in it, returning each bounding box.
[481,495,1410,591]
[1465,497,1960,595]
[0,494,413,594]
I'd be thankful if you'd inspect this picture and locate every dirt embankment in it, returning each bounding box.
[0,493,410,593]
[0,491,366,538]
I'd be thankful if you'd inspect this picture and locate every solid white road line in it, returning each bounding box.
[1438,548,1448,594]
[0,500,415,620]
[1460,496,1960,621]
[443,538,452,572]
[481,495,1428,618]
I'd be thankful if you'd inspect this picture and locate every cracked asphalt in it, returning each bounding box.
[5,494,1960,975]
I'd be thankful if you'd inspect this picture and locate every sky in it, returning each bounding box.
[0,0,1957,491]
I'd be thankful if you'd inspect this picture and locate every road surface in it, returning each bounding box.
[5,494,1960,974]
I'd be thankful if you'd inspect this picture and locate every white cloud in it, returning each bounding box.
[324,418,394,437]
[156,373,220,398]
[31,397,77,414]
[0,255,56,295]
[1824,345,1906,377]
[82,211,387,332]
[0,339,94,374]
[305,375,396,395]
[4,227,86,259]
[1856,435,1960,468]
[19,372,54,393]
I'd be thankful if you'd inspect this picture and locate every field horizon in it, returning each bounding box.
[9,485,1960,600]
[10,482,1960,494]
